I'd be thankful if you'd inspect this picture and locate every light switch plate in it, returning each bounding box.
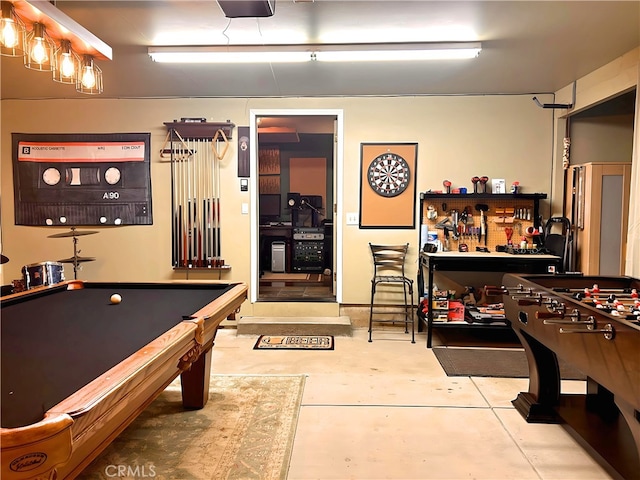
[346,212,358,225]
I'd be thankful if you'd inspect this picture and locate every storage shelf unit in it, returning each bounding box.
[417,251,560,347]
[417,192,557,348]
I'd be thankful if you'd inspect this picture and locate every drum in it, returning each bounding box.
[22,261,65,290]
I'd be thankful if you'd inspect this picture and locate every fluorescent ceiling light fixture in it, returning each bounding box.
[314,43,481,62]
[148,42,482,64]
[149,46,310,63]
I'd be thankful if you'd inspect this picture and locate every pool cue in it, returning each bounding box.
[193,138,199,266]
[173,135,181,266]
[212,137,219,264]
[205,139,212,265]
[201,139,207,266]
[182,140,188,267]
[171,131,183,267]
[197,138,204,266]
[216,140,221,263]
[210,138,215,264]
[198,138,203,266]
[174,133,186,267]
[170,135,177,266]
[187,140,195,266]
[202,138,209,266]
[194,139,199,265]
[178,139,184,266]
[191,139,197,265]
[202,137,207,266]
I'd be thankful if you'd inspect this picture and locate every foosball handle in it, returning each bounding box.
[484,285,508,295]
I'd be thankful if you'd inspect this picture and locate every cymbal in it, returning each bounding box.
[48,230,99,238]
[58,256,96,264]
[1,254,9,264]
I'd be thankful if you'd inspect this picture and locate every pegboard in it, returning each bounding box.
[419,193,546,252]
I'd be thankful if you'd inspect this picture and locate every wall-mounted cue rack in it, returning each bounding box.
[162,119,235,271]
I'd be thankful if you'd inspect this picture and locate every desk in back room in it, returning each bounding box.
[1,280,247,480]
[418,251,561,348]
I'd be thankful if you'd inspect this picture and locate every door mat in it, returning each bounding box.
[261,273,323,282]
[254,335,334,350]
[433,347,586,380]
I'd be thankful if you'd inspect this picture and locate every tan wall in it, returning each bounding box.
[570,114,634,165]
[0,48,637,309]
[0,93,566,312]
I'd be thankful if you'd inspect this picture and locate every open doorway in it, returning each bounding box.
[250,110,342,303]
[564,88,636,275]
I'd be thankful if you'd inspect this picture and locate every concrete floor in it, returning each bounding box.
[210,327,612,480]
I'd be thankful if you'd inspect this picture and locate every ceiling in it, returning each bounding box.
[1,1,639,101]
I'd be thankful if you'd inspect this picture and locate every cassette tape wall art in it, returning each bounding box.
[12,133,153,226]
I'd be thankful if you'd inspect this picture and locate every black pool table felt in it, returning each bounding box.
[1,283,235,428]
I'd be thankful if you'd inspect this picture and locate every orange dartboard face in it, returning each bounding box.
[367,152,410,197]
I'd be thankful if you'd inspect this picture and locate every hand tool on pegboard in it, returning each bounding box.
[505,226,514,245]
[475,203,488,245]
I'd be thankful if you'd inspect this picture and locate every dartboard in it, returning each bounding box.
[367,152,410,197]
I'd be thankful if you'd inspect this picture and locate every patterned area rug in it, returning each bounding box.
[80,375,306,479]
[254,335,334,350]
[433,347,586,380]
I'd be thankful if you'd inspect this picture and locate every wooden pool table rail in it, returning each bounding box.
[1,281,247,480]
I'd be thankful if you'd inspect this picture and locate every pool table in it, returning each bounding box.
[1,280,247,480]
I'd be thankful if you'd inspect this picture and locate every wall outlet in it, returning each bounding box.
[346,212,358,225]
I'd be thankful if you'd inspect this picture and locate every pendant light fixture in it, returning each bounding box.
[53,38,78,83]
[24,21,54,71]
[77,54,103,94]
[0,0,25,57]
[2,1,111,94]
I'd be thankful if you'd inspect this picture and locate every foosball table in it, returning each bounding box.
[501,274,639,480]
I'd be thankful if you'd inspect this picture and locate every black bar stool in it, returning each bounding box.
[368,243,415,343]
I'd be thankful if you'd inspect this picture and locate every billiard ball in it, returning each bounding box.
[110,293,122,304]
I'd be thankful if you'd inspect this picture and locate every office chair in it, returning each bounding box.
[368,243,415,343]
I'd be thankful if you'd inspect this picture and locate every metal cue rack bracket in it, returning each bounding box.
[162,119,235,273]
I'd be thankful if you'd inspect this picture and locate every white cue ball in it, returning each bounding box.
[110,293,122,304]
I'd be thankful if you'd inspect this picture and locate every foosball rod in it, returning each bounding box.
[582,298,640,307]
[559,286,638,294]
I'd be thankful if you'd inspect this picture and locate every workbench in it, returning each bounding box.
[418,251,561,347]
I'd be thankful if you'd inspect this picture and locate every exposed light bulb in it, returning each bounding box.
[76,54,102,94]
[60,53,75,77]
[30,36,47,63]
[81,65,96,88]
[1,19,17,47]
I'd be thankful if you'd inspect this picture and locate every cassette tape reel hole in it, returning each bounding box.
[42,168,61,186]
[105,167,121,185]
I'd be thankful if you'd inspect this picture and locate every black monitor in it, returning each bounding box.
[259,194,281,222]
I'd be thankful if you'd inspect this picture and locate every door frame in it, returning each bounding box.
[249,108,344,304]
